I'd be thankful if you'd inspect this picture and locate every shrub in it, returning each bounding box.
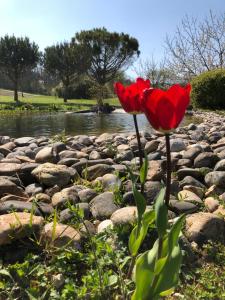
[191,69,225,109]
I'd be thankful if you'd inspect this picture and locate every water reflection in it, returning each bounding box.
[0,112,198,138]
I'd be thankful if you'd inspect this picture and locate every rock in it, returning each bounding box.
[116,150,134,162]
[14,137,36,146]
[186,212,225,244]
[147,160,164,181]
[183,146,202,160]
[176,159,192,168]
[178,190,202,203]
[89,150,101,160]
[0,200,53,216]
[32,163,75,187]
[117,144,130,152]
[57,158,79,166]
[31,193,51,203]
[170,139,186,152]
[205,171,225,187]
[52,274,65,289]
[194,152,219,168]
[102,174,121,190]
[90,192,118,220]
[52,186,79,208]
[97,220,113,233]
[177,168,203,181]
[144,140,160,153]
[183,185,204,199]
[213,205,225,219]
[0,178,27,198]
[41,222,82,249]
[95,133,113,144]
[147,152,161,161]
[78,188,98,203]
[0,163,21,176]
[180,176,205,189]
[25,183,43,196]
[35,147,58,163]
[76,135,93,146]
[59,203,90,222]
[214,159,225,171]
[0,212,44,245]
[110,207,137,226]
[123,191,135,205]
[170,200,199,214]
[83,164,114,181]
[204,197,219,212]
[144,181,162,204]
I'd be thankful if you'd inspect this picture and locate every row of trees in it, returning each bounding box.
[0,28,139,105]
[0,11,224,105]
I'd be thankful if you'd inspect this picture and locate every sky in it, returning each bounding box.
[0,0,224,77]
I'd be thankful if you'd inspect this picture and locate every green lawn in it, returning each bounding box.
[0,89,120,107]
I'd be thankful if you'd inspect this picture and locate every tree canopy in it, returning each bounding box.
[73,27,139,104]
[44,42,91,102]
[0,35,39,102]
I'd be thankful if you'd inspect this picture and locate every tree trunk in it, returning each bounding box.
[14,81,19,103]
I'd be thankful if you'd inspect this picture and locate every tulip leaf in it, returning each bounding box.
[131,241,158,300]
[140,154,148,185]
[151,244,182,298]
[132,184,146,233]
[129,210,155,256]
[168,214,185,253]
[155,188,167,237]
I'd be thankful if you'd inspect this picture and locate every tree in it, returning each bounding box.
[165,11,225,80]
[73,27,140,106]
[0,35,39,102]
[44,42,90,102]
[134,57,178,88]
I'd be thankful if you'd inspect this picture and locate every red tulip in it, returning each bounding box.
[142,84,191,132]
[114,78,150,114]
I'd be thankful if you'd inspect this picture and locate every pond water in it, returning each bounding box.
[0,110,199,138]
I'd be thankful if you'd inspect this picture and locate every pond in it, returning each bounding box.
[0,110,200,137]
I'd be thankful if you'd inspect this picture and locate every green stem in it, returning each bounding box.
[165,134,171,207]
[127,255,136,279]
[133,114,144,194]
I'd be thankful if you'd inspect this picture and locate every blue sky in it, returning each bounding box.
[0,0,224,77]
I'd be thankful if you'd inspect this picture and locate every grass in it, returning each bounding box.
[0,89,120,108]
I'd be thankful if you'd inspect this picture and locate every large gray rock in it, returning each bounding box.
[32,163,76,187]
[35,147,58,163]
[144,181,162,204]
[214,159,225,171]
[180,176,205,189]
[102,174,121,191]
[170,200,199,214]
[90,192,118,220]
[144,140,160,154]
[178,190,202,203]
[78,188,98,203]
[52,186,79,208]
[0,178,27,198]
[177,168,203,181]
[0,200,53,216]
[186,212,225,244]
[110,207,137,226]
[194,152,219,168]
[0,163,21,176]
[41,222,82,249]
[83,164,114,181]
[14,137,36,146]
[170,139,186,152]
[205,171,225,187]
[0,212,44,245]
[183,146,202,160]
[25,183,43,196]
[95,133,114,144]
[147,160,165,181]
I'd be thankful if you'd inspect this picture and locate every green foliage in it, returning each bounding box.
[191,69,225,109]
[74,27,139,86]
[44,42,91,102]
[0,35,39,101]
